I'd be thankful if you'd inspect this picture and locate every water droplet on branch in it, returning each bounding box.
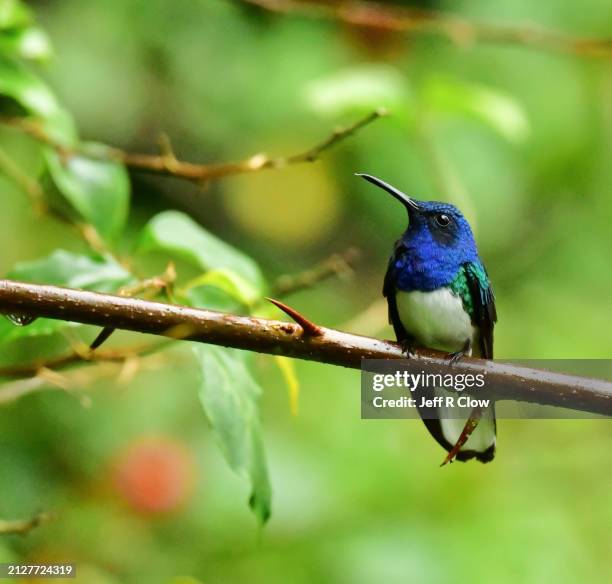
[5,313,37,326]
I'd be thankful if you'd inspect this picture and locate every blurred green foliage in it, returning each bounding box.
[0,0,610,582]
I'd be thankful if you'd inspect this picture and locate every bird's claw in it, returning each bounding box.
[400,339,417,358]
[447,350,466,365]
[446,339,471,365]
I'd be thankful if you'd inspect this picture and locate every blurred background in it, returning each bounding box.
[0,0,611,582]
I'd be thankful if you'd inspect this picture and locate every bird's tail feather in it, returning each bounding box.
[419,387,496,463]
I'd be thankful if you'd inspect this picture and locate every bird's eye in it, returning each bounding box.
[435,213,450,227]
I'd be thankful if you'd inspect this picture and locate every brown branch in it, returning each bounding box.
[0,279,610,415]
[271,247,360,297]
[0,341,164,379]
[281,109,386,162]
[0,109,386,183]
[244,0,612,58]
[0,511,54,535]
[89,262,177,350]
[0,348,179,406]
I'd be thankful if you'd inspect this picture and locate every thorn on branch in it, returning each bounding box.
[90,326,116,350]
[266,297,323,337]
[90,263,178,351]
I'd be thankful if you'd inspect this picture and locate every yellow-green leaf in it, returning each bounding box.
[274,355,300,416]
[140,211,265,294]
[182,268,261,308]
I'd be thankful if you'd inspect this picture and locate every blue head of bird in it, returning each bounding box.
[358,173,481,291]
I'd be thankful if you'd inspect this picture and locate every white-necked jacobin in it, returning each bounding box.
[358,173,497,463]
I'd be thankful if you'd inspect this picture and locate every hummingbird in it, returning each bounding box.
[358,173,497,464]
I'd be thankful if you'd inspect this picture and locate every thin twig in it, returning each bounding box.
[0,345,177,406]
[0,511,54,535]
[0,110,386,184]
[271,247,360,297]
[119,262,176,300]
[0,146,46,214]
[244,0,612,58]
[0,341,163,379]
[0,279,610,415]
[283,109,387,162]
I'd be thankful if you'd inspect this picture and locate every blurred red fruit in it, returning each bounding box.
[113,437,196,514]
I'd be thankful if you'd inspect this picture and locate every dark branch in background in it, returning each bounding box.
[0,511,54,536]
[0,341,163,379]
[244,0,612,58]
[0,109,386,184]
[271,247,360,297]
[0,280,611,415]
[0,347,176,406]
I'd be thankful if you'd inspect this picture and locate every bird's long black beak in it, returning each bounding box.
[356,173,420,212]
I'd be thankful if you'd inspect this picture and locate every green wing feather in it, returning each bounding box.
[450,263,497,359]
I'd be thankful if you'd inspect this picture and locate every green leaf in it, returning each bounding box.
[0,56,76,144]
[0,0,32,31]
[184,285,243,313]
[1,250,133,342]
[423,76,530,143]
[193,345,271,524]
[305,64,411,122]
[44,143,130,240]
[0,1,50,62]
[0,27,53,62]
[183,269,261,308]
[8,249,133,291]
[140,211,265,293]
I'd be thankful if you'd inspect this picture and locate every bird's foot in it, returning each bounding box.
[447,339,471,365]
[400,339,417,358]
